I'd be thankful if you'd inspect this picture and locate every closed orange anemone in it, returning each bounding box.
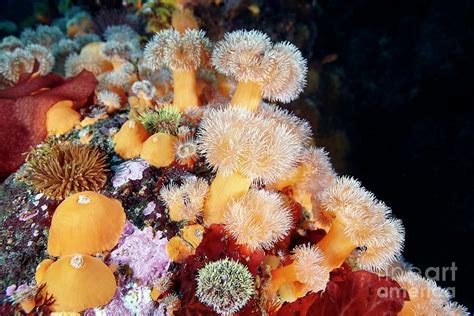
[40,254,116,312]
[113,120,150,159]
[47,191,125,256]
[46,100,81,136]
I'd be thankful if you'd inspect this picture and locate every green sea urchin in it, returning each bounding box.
[196,259,254,315]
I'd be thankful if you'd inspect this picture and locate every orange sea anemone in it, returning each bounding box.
[40,254,116,312]
[143,29,210,111]
[224,189,293,251]
[198,107,303,225]
[212,30,307,111]
[47,191,126,256]
[394,271,464,316]
[113,120,150,159]
[316,176,405,271]
[269,244,329,303]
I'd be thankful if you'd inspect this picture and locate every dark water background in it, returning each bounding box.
[1,0,473,310]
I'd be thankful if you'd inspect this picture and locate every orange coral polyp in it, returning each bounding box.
[316,218,357,270]
[35,258,55,283]
[173,70,199,111]
[113,120,150,159]
[230,80,263,112]
[166,236,195,262]
[203,171,253,226]
[47,191,126,256]
[140,132,178,167]
[40,255,116,312]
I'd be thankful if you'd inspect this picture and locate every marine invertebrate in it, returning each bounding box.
[224,189,293,250]
[257,103,312,145]
[103,24,141,50]
[160,176,209,222]
[143,29,210,111]
[394,271,468,315]
[52,39,80,58]
[45,100,81,135]
[73,33,101,48]
[25,44,55,76]
[270,244,330,302]
[316,176,405,271]
[0,51,20,84]
[113,120,150,159]
[0,36,23,51]
[39,254,116,312]
[175,136,199,167]
[166,236,195,262]
[196,259,255,315]
[64,53,104,77]
[110,226,170,286]
[97,90,122,113]
[66,11,93,37]
[270,147,336,225]
[141,132,179,168]
[212,30,307,110]
[47,191,125,256]
[26,142,108,200]
[198,107,303,224]
[138,106,181,135]
[131,80,157,110]
[20,25,65,50]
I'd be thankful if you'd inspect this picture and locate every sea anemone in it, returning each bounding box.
[166,236,195,262]
[13,47,36,74]
[0,51,19,84]
[143,29,210,111]
[140,132,178,167]
[224,189,293,251]
[25,44,55,76]
[270,147,336,225]
[66,11,93,37]
[92,8,141,35]
[270,244,330,302]
[0,36,23,51]
[131,80,157,110]
[198,107,303,224]
[316,176,405,271]
[47,191,125,256]
[102,40,137,61]
[73,33,101,48]
[394,271,458,316]
[160,176,209,222]
[175,136,199,167]
[196,259,255,315]
[39,254,116,312]
[52,39,80,58]
[97,90,122,113]
[20,25,65,49]
[45,100,82,136]
[258,103,312,145]
[212,30,307,111]
[138,106,181,135]
[171,8,199,34]
[64,53,104,77]
[159,293,181,315]
[113,120,150,159]
[103,24,140,50]
[26,142,108,200]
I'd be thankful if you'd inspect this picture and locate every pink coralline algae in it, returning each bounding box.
[110,226,170,286]
[111,159,150,188]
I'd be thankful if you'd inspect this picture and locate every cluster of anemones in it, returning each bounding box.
[7,14,468,315]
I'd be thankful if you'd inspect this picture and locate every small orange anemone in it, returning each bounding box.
[46,100,81,136]
[113,120,150,159]
[166,236,194,262]
[140,133,178,167]
[35,258,55,283]
[47,191,126,256]
[181,224,204,248]
[40,254,116,312]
